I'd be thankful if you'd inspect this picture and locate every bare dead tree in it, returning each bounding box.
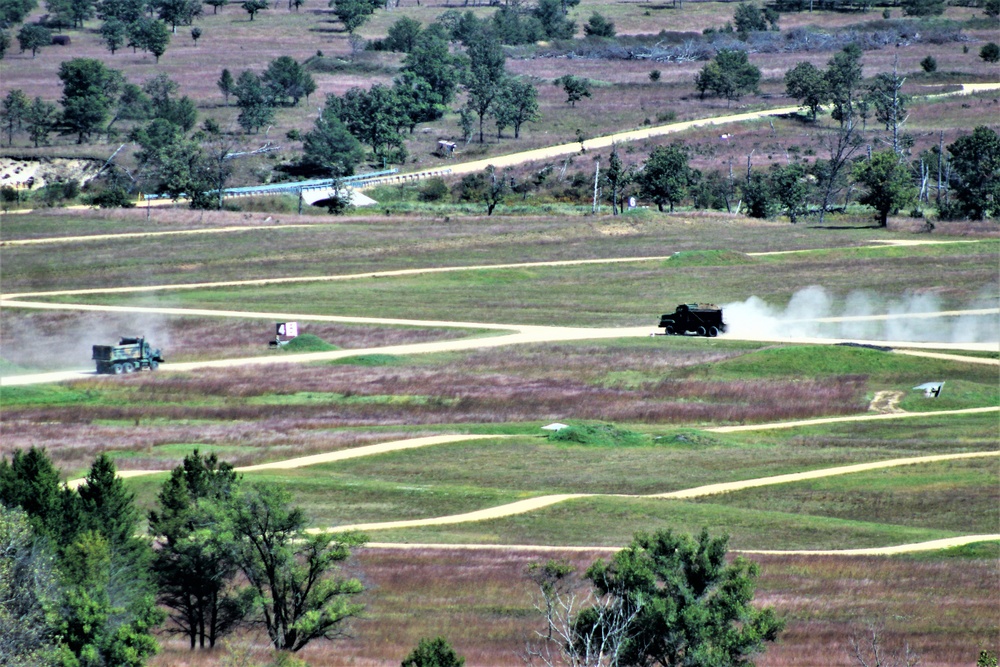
[818,112,863,224]
[523,561,644,667]
[848,622,921,667]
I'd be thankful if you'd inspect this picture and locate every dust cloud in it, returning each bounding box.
[723,286,999,344]
[0,311,172,375]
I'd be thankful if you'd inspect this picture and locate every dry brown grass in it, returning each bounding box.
[145,547,998,667]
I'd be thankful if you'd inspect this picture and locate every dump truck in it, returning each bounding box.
[656,304,726,337]
[92,337,164,374]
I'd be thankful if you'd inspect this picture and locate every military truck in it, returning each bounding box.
[92,337,164,374]
[656,304,726,337]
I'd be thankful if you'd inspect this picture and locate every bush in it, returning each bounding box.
[86,186,136,208]
[649,69,661,82]
[418,177,449,202]
[980,42,1000,63]
[920,55,937,72]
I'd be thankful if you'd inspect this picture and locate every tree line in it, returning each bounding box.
[1,446,785,666]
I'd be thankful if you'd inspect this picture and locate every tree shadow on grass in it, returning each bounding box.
[807,224,883,230]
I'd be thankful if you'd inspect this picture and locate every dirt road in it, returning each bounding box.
[362,534,1000,556]
[322,450,999,533]
[57,428,998,554]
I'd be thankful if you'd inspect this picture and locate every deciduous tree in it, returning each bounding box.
[639,144,697,212]
[233,70,275,133]
[208,483,366,653]
[16,23,50,57]
[554,74,591,107]
[825,44,863,126]
[694,49,760,106]
[262,55,316,106]
[852,150,915,226]
[100,17,127,53]
[241,0,267,20]
[301,103,365,176]
[784,61,826,121]
[947,126,1000,219]
[26,96,58,147]
[1,89,28,146]
[463,25,507,143]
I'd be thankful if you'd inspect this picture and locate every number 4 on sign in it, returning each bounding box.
[276,322,298,337]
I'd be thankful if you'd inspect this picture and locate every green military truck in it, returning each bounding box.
[92,337,164,374]
[656,304,727,337]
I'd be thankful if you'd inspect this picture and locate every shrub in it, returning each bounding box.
[649,69,661,82]
[980,42,1000,63]
[920,55,937,72]
[86,187,136,208]
[418,177,449,202]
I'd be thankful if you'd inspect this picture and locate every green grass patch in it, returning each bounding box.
[547,422,649,447]
[0,384,106,407]
[364,495,959,550]
[666,250,755,266]
[900,540,1000,561]
[331,354,405,366]
[689,458,1000,534]
[280,333,339,352]
[703,345,998,382]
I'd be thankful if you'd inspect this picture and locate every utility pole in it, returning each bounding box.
[592,159,600,214]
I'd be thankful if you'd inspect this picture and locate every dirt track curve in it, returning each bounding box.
[3,242,997,387]
[63,438,999,556]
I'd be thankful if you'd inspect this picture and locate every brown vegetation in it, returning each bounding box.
[145,547,998,667]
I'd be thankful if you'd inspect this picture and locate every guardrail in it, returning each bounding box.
[143,169,399,201]
[353,168,453,190]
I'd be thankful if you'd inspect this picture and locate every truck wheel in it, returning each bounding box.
[149,360,159,371]
[708,326,719,337]
[112,363,124,374]
[696,326,707,337]
[123,362,136,373]
[664,325,675,335]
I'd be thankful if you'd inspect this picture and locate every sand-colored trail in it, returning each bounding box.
[65,434,498,489]
[363,534,1000,556]
[706,406,1000,433]
[0,256,678,300]
[64,430,999,554]
[0,224,317,247]
[322,450,999,533]
[3,309,995,387]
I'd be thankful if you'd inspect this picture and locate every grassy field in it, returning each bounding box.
[1,0,999,659]
[3,221,998,667]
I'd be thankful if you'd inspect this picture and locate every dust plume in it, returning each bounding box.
[723,286,999,344]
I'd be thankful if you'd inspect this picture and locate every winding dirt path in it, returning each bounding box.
[65,434,498,489]
[320,450,999,533]
[362,534,1000,556]
[0,224,316,247]
[64,434,998,555]
[706,406,1000,433]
